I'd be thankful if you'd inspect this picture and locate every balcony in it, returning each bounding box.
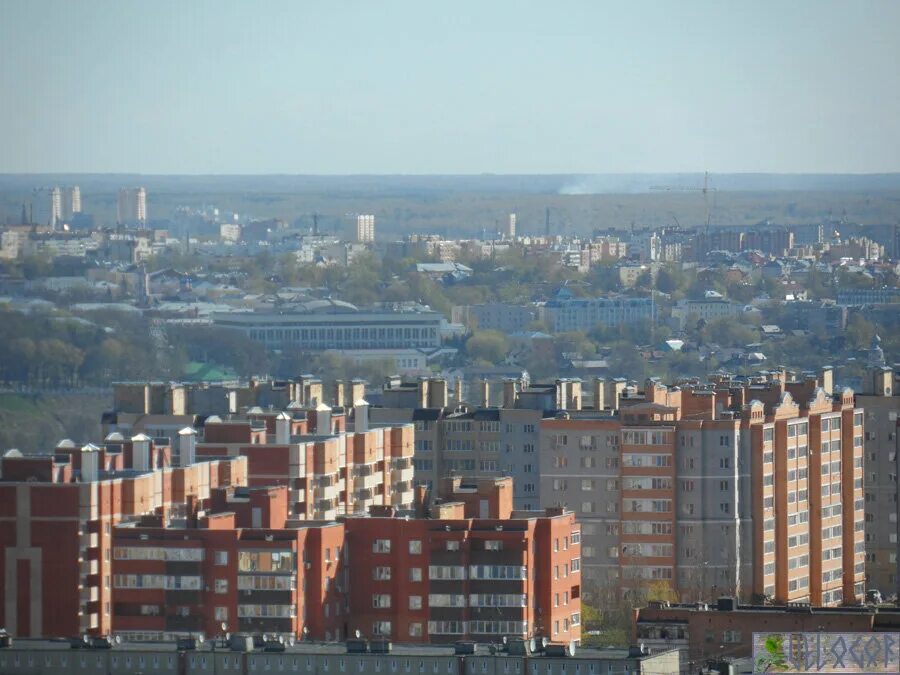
[354,488,375,501]
[80,586,99,603]
[315,498,338,513]
[391,489,415,507]
[357,473,383,490]
[353,463,376,477]
[391,457,413,471]
[80,532,99,550]
[79,613,99,631]
[80,559,99,576]
[290,488,305,503]
[392,467,415,484]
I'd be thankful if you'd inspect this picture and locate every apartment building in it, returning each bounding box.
[538,295,655,333]
[117,187,147,225]
[111,486,347,642]
[539,370,865,607]
[855,364,900,595]
[370,377,553,510]
[108,476,578,646]
[343,477,581,645]
[0,438,248,639]
[451,303,537,333]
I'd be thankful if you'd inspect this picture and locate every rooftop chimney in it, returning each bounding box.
[80,444,100,482]
[503,378,518,408]
[453,378,463,404]
[354,398,370,433]
[315,402,333,435]
[593,377,606,411]
[480,379,490,408]
[428,378,448,408]
[131,433,151,471]
[275,412,291,444]
[350,379,366,408]
[178,427,197,467]
[333,380,346,407]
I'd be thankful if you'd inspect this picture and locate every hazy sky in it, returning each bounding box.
[2,0,899,174]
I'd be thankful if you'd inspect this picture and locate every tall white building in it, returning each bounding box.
[356,214,375,243]
[31,187,62,228]
[506,212,517,239]
[117,187,147,225]
[62,186,81,221]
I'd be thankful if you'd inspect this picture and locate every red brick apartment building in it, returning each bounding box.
[107,397,417,520]
[0,437,248,639]
[541,368,865,606]
[109,476,580,645]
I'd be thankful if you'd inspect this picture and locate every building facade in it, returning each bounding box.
[117,187,148,225]
[212,304,443,352]
[539,296,655,333]
[538,371,865,607]
[855,365,900,595]
[0,439,249,639]
[356,215,375,243]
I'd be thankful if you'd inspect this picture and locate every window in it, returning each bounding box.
[409,540,422,555]
[409,568,423,582]
[485,540,503,551]
[372,594,392,608]
[215,607,228,621]
[373,567,392,581]
[372,621,392,636]
[215,579,228,594]
[723,630,742,644]
[214,551,228,566]
[446,541,460,552]
[373,539,391,554]
[409,623,423,637]
[720,457,730,468]
[409,596,422,610]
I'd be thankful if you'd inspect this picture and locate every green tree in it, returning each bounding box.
[465,331,510,364]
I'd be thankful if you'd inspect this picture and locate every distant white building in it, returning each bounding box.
[31,187,62,229]
[356,214,375,243]
[506,213,517,239]
[117,187,147,225]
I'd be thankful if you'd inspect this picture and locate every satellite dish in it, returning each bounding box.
[279,636,285,645]
[355,629,361,639]
[82,634,89,643]
[221,622,228,632]
[289,636,297,647]
[528,638,536,653]
[114,635,122,645]
[263,634,269,642]
[541,637,549,649]
[502,636,508,645]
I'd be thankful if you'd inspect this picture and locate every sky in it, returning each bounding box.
[1,0,899,175]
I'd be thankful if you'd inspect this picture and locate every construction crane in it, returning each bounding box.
[650,171,717,235]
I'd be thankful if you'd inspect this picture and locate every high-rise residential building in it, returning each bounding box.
[62,185,81,221]
[854,361,900,595]
[506,213,517,239]
[0,437,249,638]
[104,381,416,520]
[117,187,147,225]
[30,186,62,228]
[371,377,552,510]
[539,370,865,607]
[356,214,375,243]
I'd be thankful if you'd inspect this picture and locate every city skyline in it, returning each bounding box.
[1,1,900,175]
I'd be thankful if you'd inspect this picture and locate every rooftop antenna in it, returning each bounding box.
[312,212,319,236]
